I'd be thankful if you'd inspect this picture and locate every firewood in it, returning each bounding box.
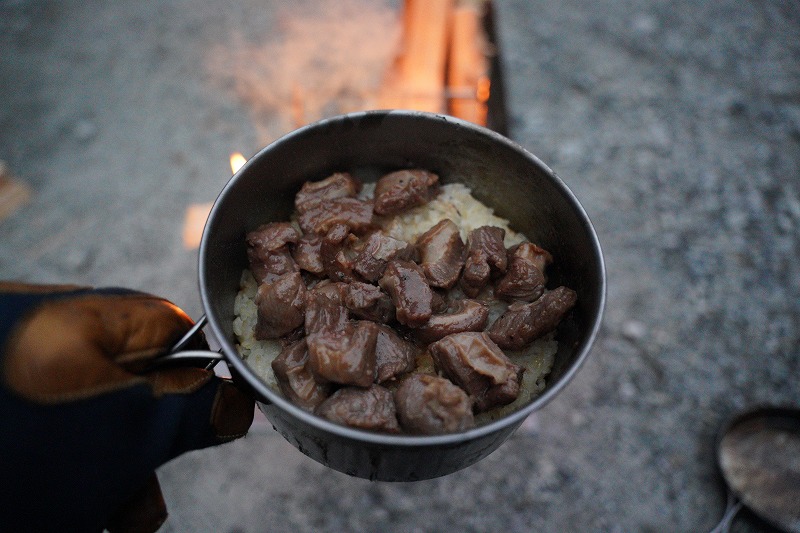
[378,0,454,113]
[447,2,490,125]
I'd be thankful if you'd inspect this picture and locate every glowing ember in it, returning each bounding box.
[230,152,247,174]
[476,76,490,103]
[182,202,212,250]
[0,161,32,223]
[183,153,246,249]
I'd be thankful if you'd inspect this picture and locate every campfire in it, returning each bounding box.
[182,0,505,250]
[378,0,504,130]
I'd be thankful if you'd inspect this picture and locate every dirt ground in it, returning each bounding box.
[1,0,798,531]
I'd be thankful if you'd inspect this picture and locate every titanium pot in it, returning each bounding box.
[183,110,605,482]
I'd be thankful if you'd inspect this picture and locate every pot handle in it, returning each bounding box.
[148,314,225,370]
[154,315,270,406]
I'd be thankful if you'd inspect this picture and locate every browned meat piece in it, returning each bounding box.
[430,289,449,313]
[494,242,547,302]
[344,282,396,324]
[279,327,306,348]
[292,234,324,276]
[352,231,416,282]
[304,280,349,335]
[294,172,362,214]
[307,320,379,387]
[461,257,489,298]
[315,384,400,433]
[428,332,523,412]
[271,339,332,410]
[373,169,439,216]
[394,374,475,434]
[378,260,433,327]
[519,242,553,277]
[248,247,296,285]
[417,219,465,289]
[415,299,489,344]
[488,286,577,350]
[297,197,374,235]
[320,223,361,283]
[255,272,307,339]
[374,324,417,383]
[460,226,508,297]
[246,222,301,284]
[247,221,301,250]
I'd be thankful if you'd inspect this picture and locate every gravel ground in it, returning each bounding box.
[1,0,798,531]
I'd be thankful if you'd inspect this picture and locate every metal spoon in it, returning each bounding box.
[711,406,800,533]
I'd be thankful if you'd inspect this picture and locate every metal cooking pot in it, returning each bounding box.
[181,110,605,482]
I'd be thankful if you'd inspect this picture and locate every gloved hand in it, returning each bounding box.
[0,282,255,533]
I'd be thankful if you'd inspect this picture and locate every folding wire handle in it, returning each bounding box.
[151,314,225,370]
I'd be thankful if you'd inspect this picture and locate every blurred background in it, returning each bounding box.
[1,0,798,531]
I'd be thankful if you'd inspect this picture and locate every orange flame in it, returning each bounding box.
[181,152,248,250]
[230,152,247,174]
[182,202,212,250]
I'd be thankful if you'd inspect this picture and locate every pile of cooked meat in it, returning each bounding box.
[245,169,577,435]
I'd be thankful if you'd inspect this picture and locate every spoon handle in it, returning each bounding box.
[709,492,743,533]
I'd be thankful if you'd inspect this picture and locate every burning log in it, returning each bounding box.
[447,2,491,125]
[377,0,501,129]
[377,0,454,114]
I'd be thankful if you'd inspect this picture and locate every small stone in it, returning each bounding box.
[622,320,647,341]
[73,119,97,142]
[570,410,586,427]
[519,413,540,434]
[631,14,657,35]
[620,380,637,400]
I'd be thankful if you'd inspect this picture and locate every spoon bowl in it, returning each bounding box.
[714,406,800,533]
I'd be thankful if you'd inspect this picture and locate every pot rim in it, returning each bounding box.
[198,109,606,447]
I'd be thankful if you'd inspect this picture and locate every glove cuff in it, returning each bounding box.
[106,473,167,533]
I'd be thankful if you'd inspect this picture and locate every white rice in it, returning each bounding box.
[234,182,556,424]
[233,269,282,390]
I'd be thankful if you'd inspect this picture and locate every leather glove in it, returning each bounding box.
[0,282,255,533]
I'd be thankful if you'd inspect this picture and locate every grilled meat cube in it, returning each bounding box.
[246,222,301,284]
[430,288,449,313]
[271,339,332,410]
[315,384,400,433]
[344,281,396,324]
[460,226,508,297]
[378,260,433,327]
[248,247,297,286]
[417,219,465,289]
[374,324,417,383]
[304,280,349,335]
[297,197,374,235]
[307,320,379,387]
[352,231,416,282]
[247,221,301,250]
[415,299,489,345]
[254,272,307,339]
[494,242,547,302]
[488,286,577,350]
[518,242,553,279]
[294,172,362,214]
[373,169,439,216]
[292,234,324,276]
[320,223,361,283]
[428,332,523,412]
[394,374,475,434]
